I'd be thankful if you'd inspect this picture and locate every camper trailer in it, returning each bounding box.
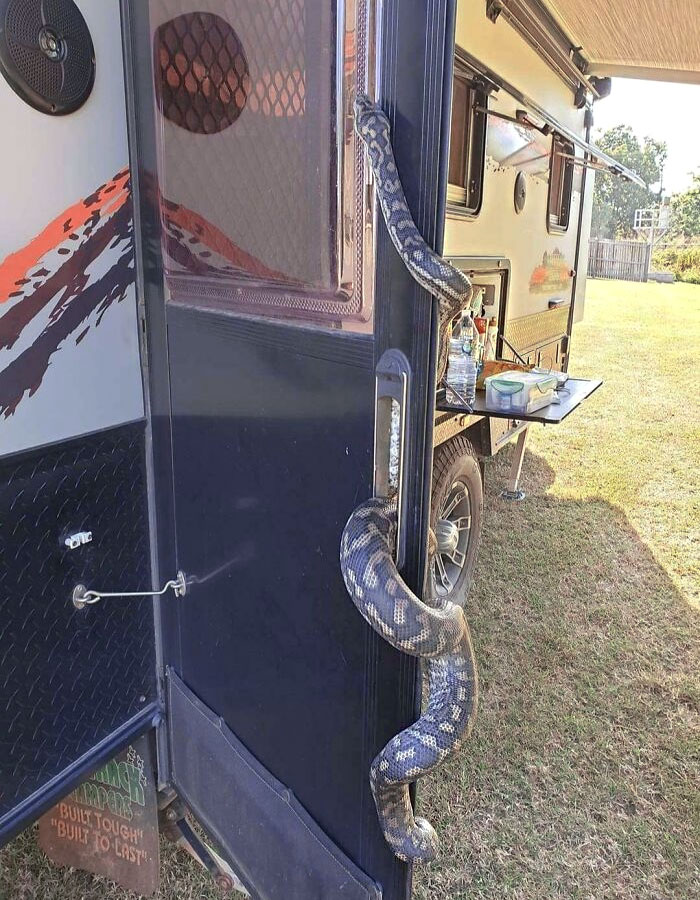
[1,0,697,896]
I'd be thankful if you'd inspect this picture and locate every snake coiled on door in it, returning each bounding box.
[340,498,477,862]
[338,97,478,863]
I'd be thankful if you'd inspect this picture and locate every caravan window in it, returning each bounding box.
[548,135,574,231]
[447,61,487,214]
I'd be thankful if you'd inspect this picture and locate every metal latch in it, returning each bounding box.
[72,571,187,610]
[64,531,93,550]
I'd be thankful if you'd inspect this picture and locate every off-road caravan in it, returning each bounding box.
[1,1,698,897]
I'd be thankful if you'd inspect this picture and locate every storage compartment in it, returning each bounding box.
[0,423,157,842]
[484,370,558,414]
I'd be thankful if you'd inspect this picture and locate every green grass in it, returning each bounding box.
[414,279,700,900]
[1,279,699,899]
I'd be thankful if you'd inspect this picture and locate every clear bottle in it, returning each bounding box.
[461,315,474,353]
[446,332,477,407]
[484,317,498,361]
[462,338,477,406]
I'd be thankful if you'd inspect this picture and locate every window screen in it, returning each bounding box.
[149,0,375,330]
[548,135,574,231]
[447,62,486,214]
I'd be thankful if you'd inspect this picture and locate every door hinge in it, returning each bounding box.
[139,310,149,368]
[72,571,187,610]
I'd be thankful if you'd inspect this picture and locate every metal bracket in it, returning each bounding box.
[486,0,503,22]
[72,571,187,610]
[500,426,529,501]
[159,791,249,896]
[64,531,93,550]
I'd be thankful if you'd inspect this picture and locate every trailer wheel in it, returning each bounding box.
[429,435,483,607]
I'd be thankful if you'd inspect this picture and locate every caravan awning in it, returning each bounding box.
[543,0,700,84]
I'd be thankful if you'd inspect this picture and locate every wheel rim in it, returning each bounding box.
[431,479,472,598]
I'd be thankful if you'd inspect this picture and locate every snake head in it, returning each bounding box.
[354,93,390,145]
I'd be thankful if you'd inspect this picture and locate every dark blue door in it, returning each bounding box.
[126,0,454,896]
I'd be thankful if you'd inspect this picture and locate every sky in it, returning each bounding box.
[591,78,700,196]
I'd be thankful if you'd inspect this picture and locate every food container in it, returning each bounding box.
[484,369,558,414]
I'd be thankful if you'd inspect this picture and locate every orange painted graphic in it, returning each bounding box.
[159,193,286,281]
[0,169,130,303]
[0,166,293,419]
[529,249,572,294]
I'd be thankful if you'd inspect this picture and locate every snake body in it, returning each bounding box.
[354,94,474,382]
[339,96,479,863]
[340,498,477,861]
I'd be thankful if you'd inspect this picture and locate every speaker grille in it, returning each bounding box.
[0,0,95,115]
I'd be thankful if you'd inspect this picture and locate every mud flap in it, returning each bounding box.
[167,670,382,900]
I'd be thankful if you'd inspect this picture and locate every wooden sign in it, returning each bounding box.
[38,733,159,895]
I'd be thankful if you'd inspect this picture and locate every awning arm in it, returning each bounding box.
[554,150,646,186]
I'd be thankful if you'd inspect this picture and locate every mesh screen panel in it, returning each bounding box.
[149,0,373,328]
[154,12,250,134]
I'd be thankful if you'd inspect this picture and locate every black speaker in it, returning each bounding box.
[0,0,95,115]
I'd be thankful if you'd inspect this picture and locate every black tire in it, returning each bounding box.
[428,435,483,607]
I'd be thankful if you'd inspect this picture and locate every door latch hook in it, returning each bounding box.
[72,571,187,610]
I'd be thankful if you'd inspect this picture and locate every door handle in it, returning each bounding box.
[374,349,410,570]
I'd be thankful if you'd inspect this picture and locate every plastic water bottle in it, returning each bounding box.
[446,328,477,407]
[462,337,477,406]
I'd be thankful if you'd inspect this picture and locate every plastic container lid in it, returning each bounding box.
[484,370,558,395]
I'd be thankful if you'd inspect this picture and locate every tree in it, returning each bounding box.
[669,172,700,240]
[591,125,667,239]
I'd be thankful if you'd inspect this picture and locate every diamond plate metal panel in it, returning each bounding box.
[0,424,157,823]
[503,306,570,353]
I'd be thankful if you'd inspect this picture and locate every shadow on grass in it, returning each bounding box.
[414,444,700,900]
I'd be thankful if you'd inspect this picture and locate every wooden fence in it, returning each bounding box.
[587,239,651,282]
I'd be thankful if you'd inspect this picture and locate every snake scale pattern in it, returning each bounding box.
[354,94,474,383]
[340,499,477,862]
[338,97,479,863]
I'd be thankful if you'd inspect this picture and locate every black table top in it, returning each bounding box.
[436,376,603,425]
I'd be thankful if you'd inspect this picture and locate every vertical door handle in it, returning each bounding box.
[373,349,411,569]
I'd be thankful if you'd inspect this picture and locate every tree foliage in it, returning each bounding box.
[669,172,700,240]
[591,125,667,239]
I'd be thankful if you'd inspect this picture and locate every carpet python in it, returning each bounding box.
[354,93,474,383]
[340,498,478,862]
[340,96,478,862]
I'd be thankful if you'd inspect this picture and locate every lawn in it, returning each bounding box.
[1,279,699,899]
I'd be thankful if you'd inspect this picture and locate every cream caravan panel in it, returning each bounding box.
[0,1,144,457]
[444,79,581,321]
[454,0,586,133]
[573,166,595,324]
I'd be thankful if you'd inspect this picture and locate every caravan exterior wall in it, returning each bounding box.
[445,1,592,368]
[0,3,143,457]
[0,0,157,844]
